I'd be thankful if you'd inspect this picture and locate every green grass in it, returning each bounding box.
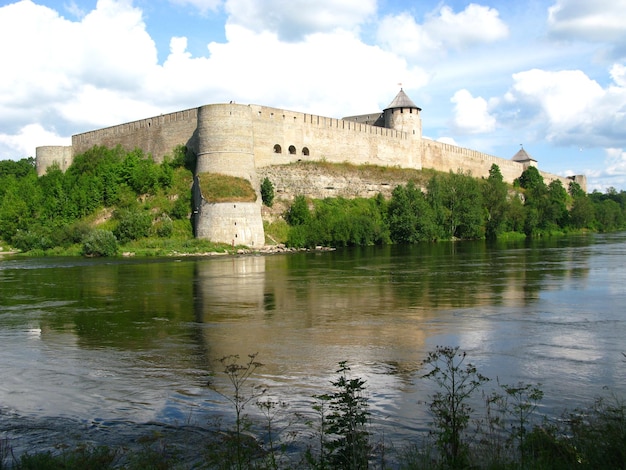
[197,172,257,203]
[285,160,439,187]
[264,219,290,245]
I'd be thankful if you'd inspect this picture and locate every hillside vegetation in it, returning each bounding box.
[1,146,625,256]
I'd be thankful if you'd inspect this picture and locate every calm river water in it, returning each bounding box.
[1,233,625,456]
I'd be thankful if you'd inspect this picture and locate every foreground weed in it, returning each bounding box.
[256,397,296,469]
[422,346,489,468]
[207,353,267,470]
[567,394,626,468]
[309,361,371,470]
[16,445,117,470]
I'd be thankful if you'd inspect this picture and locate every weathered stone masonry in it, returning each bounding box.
[36,90,586,248]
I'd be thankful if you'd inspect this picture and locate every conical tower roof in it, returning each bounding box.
[512,147,536,163]
[384,88,421,111]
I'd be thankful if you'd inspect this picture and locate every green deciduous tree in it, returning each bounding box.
[483,164,509,239]
[388,181,438,243]
[261,177,275,207]
[428,171,484,239]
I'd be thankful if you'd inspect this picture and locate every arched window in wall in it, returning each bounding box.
[302,147,310,156]
[273,144,282,154]
[288,145,296,155]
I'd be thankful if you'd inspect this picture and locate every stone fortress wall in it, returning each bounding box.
[36,90,587,247]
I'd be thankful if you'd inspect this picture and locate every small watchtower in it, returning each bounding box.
[511,146,537,169]
[383,88,422,139]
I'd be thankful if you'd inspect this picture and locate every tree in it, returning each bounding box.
[388,181,438,243]
[260,177,275,207]
[517,166,546,193]
[569,195,595,229]
[428,171,484,240]
[545,179,569,229]
[483,164,509,239]
[285,195,310,226]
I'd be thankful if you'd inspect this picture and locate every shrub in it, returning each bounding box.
[170,194,191,220]
[11,228,54,252]
[81,230,118,257]
[153,215,173,238]
[113,209,152,244]
[284,195,310,226]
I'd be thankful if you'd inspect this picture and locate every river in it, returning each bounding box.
[1,233,625,461]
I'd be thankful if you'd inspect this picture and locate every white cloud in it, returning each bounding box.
[450,89,496,134]
[548,0,626,42]
[610,63,626,86]
[499,68,612,145]
[604,148,626,176]
[0,0,424,144]
[0,124,68,159]
[147,24,429,117]
[425,4,509,49]
[0,0,158,125]
[225,0,376,41]
[377,4,508,60]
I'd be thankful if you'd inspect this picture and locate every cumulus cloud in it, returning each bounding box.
[149,24,429,117]
[547,0,626,59]
[450,89,496,134]
[0,124,68,159]
[377,4,508,60]
[548,0,626,42]
[224,0,376,41]
[498,68,626,148]
[0,0,157,127]
[0,0,425,159]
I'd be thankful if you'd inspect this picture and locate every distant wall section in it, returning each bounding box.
[72,108,199,163]
[247,104,421,170]
[422,139,524,183]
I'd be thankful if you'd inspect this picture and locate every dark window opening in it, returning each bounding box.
[288,145,296,155]
[273,144,282,154]
[302,147,310,156]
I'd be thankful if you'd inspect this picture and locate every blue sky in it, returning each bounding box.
[1,0,626,192]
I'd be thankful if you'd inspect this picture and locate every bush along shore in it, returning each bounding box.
[2,347,624,469]
[1,148,626,257]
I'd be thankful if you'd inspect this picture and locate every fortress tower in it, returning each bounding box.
[383,88,422,139]
[193,104,265,248]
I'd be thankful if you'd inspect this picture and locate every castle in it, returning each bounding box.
[36,89,586,248]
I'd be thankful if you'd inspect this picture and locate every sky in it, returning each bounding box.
[1,0,626,192]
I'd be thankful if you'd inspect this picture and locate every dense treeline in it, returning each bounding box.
[0,146,194,255]
[2,150,626,255]
[284,164,626,247]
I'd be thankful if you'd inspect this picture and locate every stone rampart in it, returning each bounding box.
[72,108,198,163]
[248,104,420,170]
[422,139,523,182]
